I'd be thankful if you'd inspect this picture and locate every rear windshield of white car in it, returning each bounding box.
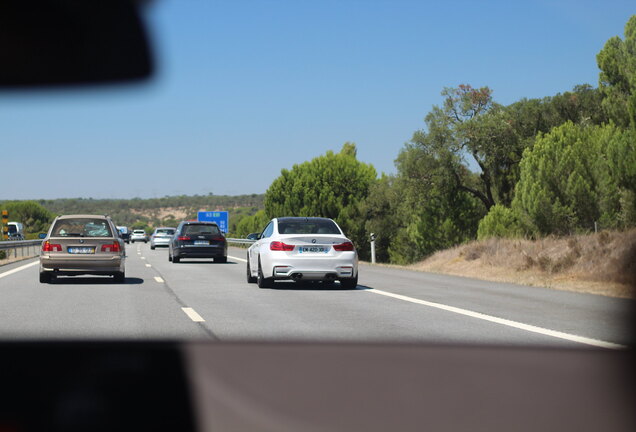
[51,218,113,237]
[183,224,220,235]
[278,220,341,235]
[155,229,175,235]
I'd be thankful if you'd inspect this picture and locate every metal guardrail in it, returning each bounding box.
[225,238,256,245]
[0,238,254,261]
[0,239,43,261]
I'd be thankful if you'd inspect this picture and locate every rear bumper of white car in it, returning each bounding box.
[263,253,357,281]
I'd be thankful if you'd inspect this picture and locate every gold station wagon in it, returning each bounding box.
[39,215,126,283]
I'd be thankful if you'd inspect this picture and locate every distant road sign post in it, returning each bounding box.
[197,211,229,234]
[2,210,8,240]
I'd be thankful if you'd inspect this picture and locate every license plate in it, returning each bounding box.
[299,246,328,253]
[68,247,95,254]
[194,240,209,245]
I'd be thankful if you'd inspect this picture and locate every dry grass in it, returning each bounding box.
[409,229,636,299]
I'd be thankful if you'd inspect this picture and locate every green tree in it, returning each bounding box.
[234,210,269,238]
[415,84,502,211]
[597,15,636,128]
[477,205,524,240]
[384,143,484,264]
[264,143,377,225]
[346,175,401,262]
[0,201,55,237]
[512,122,633,235]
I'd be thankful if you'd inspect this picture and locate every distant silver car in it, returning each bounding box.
[130,230,148,243]
[150,227,176,249]
[39,214,126,283]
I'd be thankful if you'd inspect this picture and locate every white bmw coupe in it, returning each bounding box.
[246,217,359,289]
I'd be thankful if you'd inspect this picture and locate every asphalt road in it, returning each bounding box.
[0,243,633,347]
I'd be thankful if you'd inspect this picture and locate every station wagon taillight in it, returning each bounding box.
[333,242,354,251]
[270,241,294,251]
[42,241,62,252]
[178,236,191,241]
[101,242,121,252]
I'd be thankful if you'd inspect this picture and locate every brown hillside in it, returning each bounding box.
[410,229,636,299]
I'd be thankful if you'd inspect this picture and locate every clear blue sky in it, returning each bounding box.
[1,0,634,199]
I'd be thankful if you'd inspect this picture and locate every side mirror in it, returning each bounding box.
[38,233,47,239]
[247,233,260,241]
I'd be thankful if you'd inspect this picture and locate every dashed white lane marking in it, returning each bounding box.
[154,276,164,283]
[145,264,152,268]
[363,288,626,350]
[0,261,39,279]
[228,255,247,263]
[182,307,205,322]
[141,257,146,260]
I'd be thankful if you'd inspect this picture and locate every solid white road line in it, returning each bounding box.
[154,276,164,283]
[0,260,39,279]
[364,288,626,350]
[228,255,247,263]
[182,307,205,322]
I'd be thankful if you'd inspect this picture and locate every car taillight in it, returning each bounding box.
[333,241,354,251]
[270,241,294,251]
[178,236,191,241]
[42,241,62,252]
[212,236,226,242]
[101,242,121,252]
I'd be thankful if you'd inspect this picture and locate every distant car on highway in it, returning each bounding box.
[150,227,176,249]
[39,214,126,283]
[117,226,131,244]
[169,221,226,263]
[130,229,148,243]
[246,217,358,289]
[7,222,25,240]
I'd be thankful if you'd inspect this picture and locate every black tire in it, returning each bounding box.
[168,253,172,262]
[144,240,147,243]
[246,259,257,283]
[215,256,227,263]
[173,256,180,263]
[150,245,155,250]
[39,272,51,283]
[340,275,358,289]
[114,272,125,283]
[257,260,273,288]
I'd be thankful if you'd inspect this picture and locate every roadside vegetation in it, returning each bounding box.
[237,16,636,269]
[0,196,263,237]
[411,229,636,299]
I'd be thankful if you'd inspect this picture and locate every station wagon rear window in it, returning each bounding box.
[51,219,113,237]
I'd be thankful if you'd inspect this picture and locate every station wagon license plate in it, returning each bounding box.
[67,247,95,254]
[299,246,328,253]
[194,240,209,245]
